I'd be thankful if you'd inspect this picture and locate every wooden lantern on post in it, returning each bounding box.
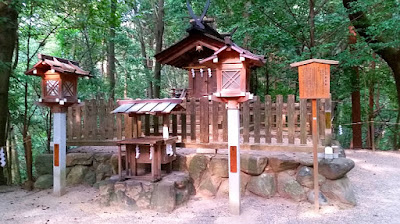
[200,37,265,102]
[26,54,91,109]
[290,58,338,211]
[25,54,90,196]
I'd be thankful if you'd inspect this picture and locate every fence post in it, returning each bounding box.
[265,95,272,143]
[212,100,219,142]
[288,95,295,144]
[190,98,197,143]
[200,97,209,143]
[300,99,307,144]
[276,95,283,143]
[254,96,261,143]
[243,101,250,143]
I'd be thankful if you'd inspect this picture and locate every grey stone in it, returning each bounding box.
[94,153,112,162]
[240,154,268,175]
[34,174,53,189]
[198,171,222,197]
[296,166,326,188]
[321,176,357,206]
[110,154,119,175]
[83,170,96,186]
[151,182,176,212]
[125,180,143,201]
[277,171,306,201]
[187,155,209,187]
[210,156,229,178]
[319,158,355,180]
[96,163,113,182]
[66,153,94,166]
[247,173,276,198]
[240,172,251,196]
[269,154,300,172]
[34,154,53,176]
[307,190,328,206]
[67,165,89,185]
[216,179,229,197]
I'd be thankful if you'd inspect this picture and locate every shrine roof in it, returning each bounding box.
[25,54,91,77]
[290,59,339,67]
[112,98,185,115]
[199,42,266,67]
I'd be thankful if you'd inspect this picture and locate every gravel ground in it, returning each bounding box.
[1,149,400,224]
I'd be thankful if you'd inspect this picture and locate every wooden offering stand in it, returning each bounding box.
[112,99,185,182]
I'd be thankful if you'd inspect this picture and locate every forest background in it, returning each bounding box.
[0,0,399,185]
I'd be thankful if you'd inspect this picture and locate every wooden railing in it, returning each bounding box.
[66,95,331,151]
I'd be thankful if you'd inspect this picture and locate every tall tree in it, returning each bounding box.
[153,0,165,98]
[0,0,18,185]
[343,0,400,148]
[107,0,117,99]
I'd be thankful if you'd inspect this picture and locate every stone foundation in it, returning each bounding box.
[34,148,356,211]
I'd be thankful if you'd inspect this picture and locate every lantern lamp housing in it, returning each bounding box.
[25,54,91,108]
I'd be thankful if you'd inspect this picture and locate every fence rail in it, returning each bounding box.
[66,95,331,151]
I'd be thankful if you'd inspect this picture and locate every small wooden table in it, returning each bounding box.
[117,136,177,182]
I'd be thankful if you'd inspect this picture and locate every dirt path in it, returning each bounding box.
[1,150,400,224]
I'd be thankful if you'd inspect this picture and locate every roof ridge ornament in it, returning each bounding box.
[187,0,210,30]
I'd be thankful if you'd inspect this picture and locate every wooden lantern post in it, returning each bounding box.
[290,58,338,211]
[25,54,90,196]
[200,37,265,215]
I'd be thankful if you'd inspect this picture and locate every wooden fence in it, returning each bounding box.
[66,95,331,151]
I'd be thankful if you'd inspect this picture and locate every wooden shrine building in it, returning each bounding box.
[155,15,265,98]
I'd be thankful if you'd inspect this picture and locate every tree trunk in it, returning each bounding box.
[348,26,362,149]
[153,0,164,99]
[367,54,376,149]
[344,0,400,149]
[0,1,18,185]
[309,0,315,56]
[107,0,117,99]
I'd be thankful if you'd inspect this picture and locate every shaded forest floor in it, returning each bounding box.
[1,150,400,224]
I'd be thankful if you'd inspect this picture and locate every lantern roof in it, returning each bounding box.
[25,54,91,77]
[290,58,339,68]
[199,38,266,67]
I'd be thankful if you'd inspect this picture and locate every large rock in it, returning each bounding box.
[66,153,94,166]
[172,154,187,171]
[151,182,176,212]
[269,155,300,172]
[210,156,228,178]
[277,172,306,201]
[240,172,251,196]
[296,166,326,188]
[35,154,53,176]
[198,172,222,197]
[187,155,209,186]
[67,165,89,185]
[216,179,229,197]
[110,154,119,175]
[83,169,96,186]
[319,158,355,180]
[34,174,53,189]
[247,173,276,198]
[240,154,268,175]
[94,153,112,163]
[307,190,328,206]
[96,163,113,182]
[321,176,357,206]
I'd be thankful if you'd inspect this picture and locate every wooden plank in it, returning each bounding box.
[222,102,228,142]
[200,97,209,143]
[254,96,261,143]
[124,114,132,139]
[93,98,99,139]
[276,95,283,143]
[300,99,307,144]
[212,100,219,142]
[145,115,150,136]
[116,101,122,140]
[172,114,177,136]
[243,101,250,143]
[265,95,272,143]
[181,113,187,142]
[75,106,82,139]
[288,95,295,144]
[190,98,196,142]
[108,99,115,139]
[153,116,159,136]
[83,100,90,140]
[319,99,326,140]
[132,115,138,138]
[67,107,73,139]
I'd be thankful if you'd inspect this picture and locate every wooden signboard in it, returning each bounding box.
[230,146,237,173]
[290,59,338,99]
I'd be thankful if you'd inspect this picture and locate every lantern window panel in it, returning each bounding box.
[63,81,74,97]
[46,80,59,96]
[222,70,241,90]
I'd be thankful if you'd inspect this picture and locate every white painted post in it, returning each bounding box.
[53,112,66,196]
[227,101,241,215]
